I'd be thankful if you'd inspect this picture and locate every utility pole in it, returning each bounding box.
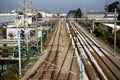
[41,25,43,53]
[24,0,26,29]
[105,0,108,17]
[114,8,117,56]
[47,21,48,40]
[35,9,39,54]
[92,19,95,32]
[90,19,94,34]
[83,0,86,15]
[24,0,28,56]
[18,31,21,75]
[17,0,22,76]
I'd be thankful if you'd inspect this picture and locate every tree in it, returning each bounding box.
[37,13,42,18]
[32,13,42,21]
[2,28,6,38]
[118,10,120,20]
[75,8,82,18]
[107,1,119,12]
[18,11,23,15]
[116,30,120,48]
[68,10,76,18]
[107,1,120,25]
[30,30,35,37]
[68,10,76,14]
[117,6,120,25]
[68,8,82,18]
[8,32,15,39]
[20,29,25,39]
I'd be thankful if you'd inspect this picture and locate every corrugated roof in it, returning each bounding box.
[102,23,120,29]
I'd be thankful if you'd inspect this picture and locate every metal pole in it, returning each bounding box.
[80,54,83,80]
[24,0,26,29]
[24,0,28,56]
[41,25,43,53]
[47,21,48,40]
[92,19,94,32]
[18,31,21,75]
[35,9,39,54]
[114,8,117,56]
[105,0,108,17]
[83,0,86,14]
[30,0,32,9]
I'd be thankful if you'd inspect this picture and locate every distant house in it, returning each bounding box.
[38,10,47,18]
[38,10,56,18]
[37,10,57,23]
[27,8,33,13]
[0,13,17,23]
[46,12,54,18]
[59,13,67,17]
[26,13,32,24]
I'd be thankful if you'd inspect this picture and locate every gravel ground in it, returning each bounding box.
[22,21,80,80]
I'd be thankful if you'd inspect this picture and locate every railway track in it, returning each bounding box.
[67,20,120,80]
[23,20,78,80]
[68,22,102,80]
[26,21,60,80]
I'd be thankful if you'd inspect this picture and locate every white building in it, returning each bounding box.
[7,25,42,39]
[26,13,32,24]
[38,10,47,18]
[0,13,17,23]
[59,13,67,17]
[38,10,57,18]
[85,12,118,20]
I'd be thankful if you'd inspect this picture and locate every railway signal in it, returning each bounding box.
[20,29,25,39]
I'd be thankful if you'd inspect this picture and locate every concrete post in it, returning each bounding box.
[92,19,94,32]
[80,54,83,80]
[114,8,117,56]
[18,31,21,75]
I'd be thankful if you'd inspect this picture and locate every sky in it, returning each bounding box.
[0,0,119,13]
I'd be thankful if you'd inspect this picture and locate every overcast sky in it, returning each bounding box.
[0,0,119,13]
